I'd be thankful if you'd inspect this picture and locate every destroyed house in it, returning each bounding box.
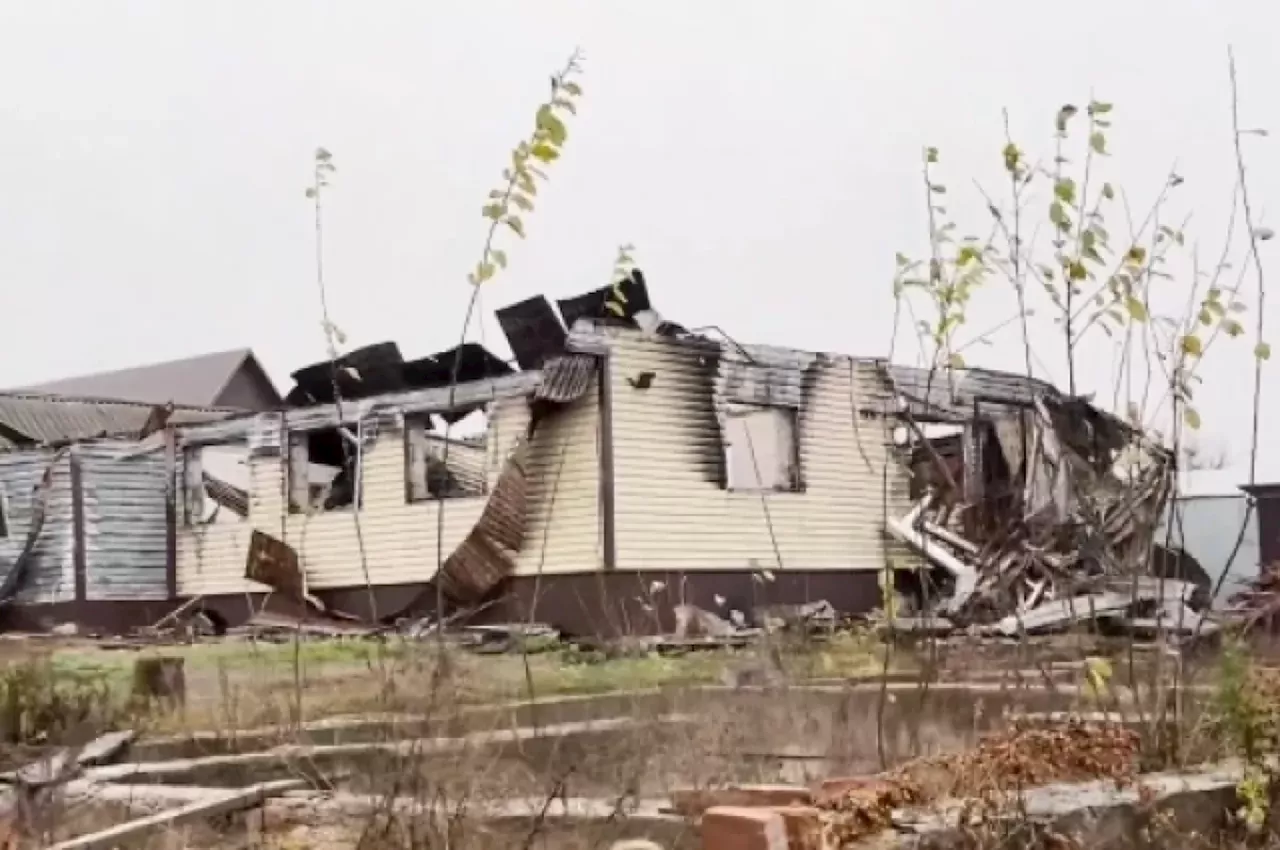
[0,395,239,632]
[175,299,926,636]
[0,274,1187,637]
[171,275,1189,638]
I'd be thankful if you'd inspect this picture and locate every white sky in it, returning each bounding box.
[0,1,1277,483]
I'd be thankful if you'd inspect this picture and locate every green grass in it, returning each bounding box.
[15,629,890,735]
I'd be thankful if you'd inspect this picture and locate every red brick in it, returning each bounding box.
[769,805,824,850]
[701,806,789,850]
[670,784,814,817]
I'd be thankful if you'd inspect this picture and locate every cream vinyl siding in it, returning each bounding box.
[502,385,604,576]
[177,389,603,595]
[607,332,911,571]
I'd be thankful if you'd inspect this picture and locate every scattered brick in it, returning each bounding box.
[768,805,825,850]
[670,783,814,817]
[701,806,788,850]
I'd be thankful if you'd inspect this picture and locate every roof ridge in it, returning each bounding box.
[15,346,254,385]
[0,390,239,413]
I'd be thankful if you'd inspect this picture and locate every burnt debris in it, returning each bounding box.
[882,367,1213,640]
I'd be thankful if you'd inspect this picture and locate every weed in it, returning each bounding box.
[0,657,129,748]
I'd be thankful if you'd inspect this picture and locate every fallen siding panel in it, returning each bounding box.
[79,442,170,601]
[437,439,529,601]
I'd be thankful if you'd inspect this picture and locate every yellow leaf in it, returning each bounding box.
[1256,342,1272,361]
[1125,296,1148,322]
[562,81,582,96]
[482,203,505,221]
[531,144,560,163]
[536,106,568,146]
[491,249,508,269]
[506,216,526,238]
[511,194,534,212]
[1181,334,1203,357]
[1183,406,1202,430]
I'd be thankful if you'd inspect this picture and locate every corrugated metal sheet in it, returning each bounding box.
[0,393,233,447]
[719,342,816,408]
[77,442,170,601]
[535,354,598,404]
[425,437,486,494]
[437,439,529,601]
[0,448,75,605]
[203,473,249,518]
[604,330,911,572]
[884,364,1056,422]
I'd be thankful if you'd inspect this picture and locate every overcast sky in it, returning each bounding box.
[0,1,1276,485]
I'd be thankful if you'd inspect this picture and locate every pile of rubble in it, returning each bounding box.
[883,376,1216,641]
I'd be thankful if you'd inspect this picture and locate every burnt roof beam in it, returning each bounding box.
[177,371,542,447]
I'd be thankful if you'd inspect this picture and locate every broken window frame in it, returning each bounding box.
[721,403,801,494]
[182,447,205,526]
[288,423,370,515]
[403,414,489,503]
[182,445,251,526]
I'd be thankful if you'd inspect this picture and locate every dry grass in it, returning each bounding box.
[6,632,1275,850]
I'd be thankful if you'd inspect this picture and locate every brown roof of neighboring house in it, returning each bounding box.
[15,348,277,409]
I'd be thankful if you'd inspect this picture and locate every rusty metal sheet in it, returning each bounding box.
[436,440,530,602]
[244,530,305,601]
[534,354,597,404]
[203,472,249,518]
[884,363,1058,423]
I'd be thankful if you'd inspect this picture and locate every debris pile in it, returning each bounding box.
[820,718,1139,845]
[1228,561,1280,629]
[883,371,1214,639]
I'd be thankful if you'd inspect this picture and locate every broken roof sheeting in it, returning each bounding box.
[535,354,597,404]
[496,295,568,371]
[434,356,598,605]
[203,472,249,518]
[884,364,1059,422]
[719,342,817,408]
[0,393,235,450]
[436,439,530,602]
[287,342,515,408]
[556,269,653,329]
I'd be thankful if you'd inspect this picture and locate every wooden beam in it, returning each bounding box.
[69,449,86,602]
[177,372,543,448]
[46,779,304,850]
[597,356,617,571]
[163,427,178,600]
